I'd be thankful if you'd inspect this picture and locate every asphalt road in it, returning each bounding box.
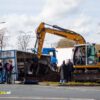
[0,84,100,100]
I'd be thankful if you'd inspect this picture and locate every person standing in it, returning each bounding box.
[59,60,66,84]
[66,59,73,82]
[0,60,3,83]
[5,60,13,84]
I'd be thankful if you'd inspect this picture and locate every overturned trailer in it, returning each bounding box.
[0,50,59,82]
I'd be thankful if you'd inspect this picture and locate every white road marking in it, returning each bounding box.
[0,96,95,100]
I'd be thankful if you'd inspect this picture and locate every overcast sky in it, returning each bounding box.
[0,0,100,50]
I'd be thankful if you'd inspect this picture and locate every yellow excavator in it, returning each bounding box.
[36,22,85,59]
[35,22,100,81]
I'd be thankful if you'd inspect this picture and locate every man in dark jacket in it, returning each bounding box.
[59,60,67,84]
[66,59,73,82]
[5,60,13,84]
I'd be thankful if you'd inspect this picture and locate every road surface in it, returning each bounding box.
[0,84,100,100]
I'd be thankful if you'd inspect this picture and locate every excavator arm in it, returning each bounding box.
[36,22,86,59]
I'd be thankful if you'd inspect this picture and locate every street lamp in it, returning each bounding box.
[0,21,6,29]
[0,22,6,23]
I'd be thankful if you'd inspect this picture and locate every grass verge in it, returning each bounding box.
[40,81,100,86]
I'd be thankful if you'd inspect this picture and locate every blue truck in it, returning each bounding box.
[32,48,58,71]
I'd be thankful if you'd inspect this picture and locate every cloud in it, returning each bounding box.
[68,14,92,33]
[0,0,100,50]
[0,0,85,49]
[3,14,36,32]
[39,0,83,21]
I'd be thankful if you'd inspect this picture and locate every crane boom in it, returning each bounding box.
[36,22,86,59]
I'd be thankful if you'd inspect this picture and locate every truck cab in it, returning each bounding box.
[42,48,58,65]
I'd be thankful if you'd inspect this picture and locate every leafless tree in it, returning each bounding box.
[0,28,8,50]
[17,31,31,51]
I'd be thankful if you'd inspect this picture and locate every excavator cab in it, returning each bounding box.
[73,43,97,66]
